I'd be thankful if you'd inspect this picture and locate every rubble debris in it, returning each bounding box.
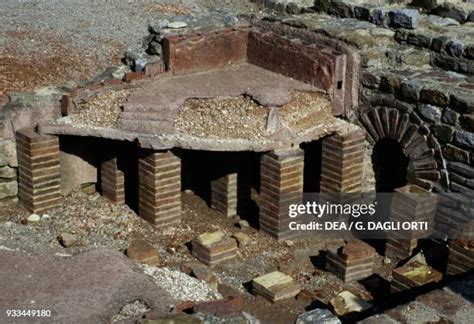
[237,220,250,228]
[191,231,238,267]
[326,240,376,283]
[330,291,372,316]
[295,290,314,304]
[180,262,219,289]
[64,90,129,128]
[252,271,301,302]
[126,239,160,265]
[232,232,251,248]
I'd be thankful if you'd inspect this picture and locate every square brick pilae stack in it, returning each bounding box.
[326,240,376,282]
[211,173,239,217]
[101,157,125,204]
[259,148,304,241]
[446,222,474,276]
[252,271,301,302]
[391,260,442,293]
[192,231,238,267]
[138,150,181,227]
[386,184,438,261]
[16,128,62,214]
[319,128,365,202]
[447,237,474,276]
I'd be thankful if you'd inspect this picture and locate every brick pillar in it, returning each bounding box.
[260,148,304,240]
[16,128,62,213]
[101,157,125,203]
[320,129,365,196]
[138,150,181,227]
[385,184,437,261]
[211,173,238,217]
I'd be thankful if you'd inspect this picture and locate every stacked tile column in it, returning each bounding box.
[211,173,238,217]
[320,128,365,197]
[101,157,125,203]
[259,148,304,240]
[16,128,62,213]
[138,150,181,227]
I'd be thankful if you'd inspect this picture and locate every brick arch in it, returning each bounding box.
[359,106,448,191]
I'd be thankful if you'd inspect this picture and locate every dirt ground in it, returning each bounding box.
[0,0,261,104]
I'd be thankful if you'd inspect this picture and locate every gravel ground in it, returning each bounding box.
[142,265,222,302]
[0,0,261,101]
[66,89,130,127]
[174,96,270,139]
[111,300,151,323]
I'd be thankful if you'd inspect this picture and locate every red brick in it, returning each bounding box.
[163,29,248,75]
[16,128,62,214]
[138,150,181,227]
[124,71,145,83]
[259,148,304,241]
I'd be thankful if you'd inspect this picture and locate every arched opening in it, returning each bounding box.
[372,138,410,192]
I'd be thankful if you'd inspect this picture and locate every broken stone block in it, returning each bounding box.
[191,231,238,267]
[180,262,218,289]
[252,271,301,302]
[58,233,78,248]
[296,308,341,324]
[232,232,251,248]
[126,239,160,265]
[295,289,314,304]
[326,241,376,283]
[391,261,442,293]
[330,291,372,316]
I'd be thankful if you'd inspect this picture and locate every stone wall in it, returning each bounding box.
[256,2,473,193]
[0,88,62,203]
[0,139,18,201]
